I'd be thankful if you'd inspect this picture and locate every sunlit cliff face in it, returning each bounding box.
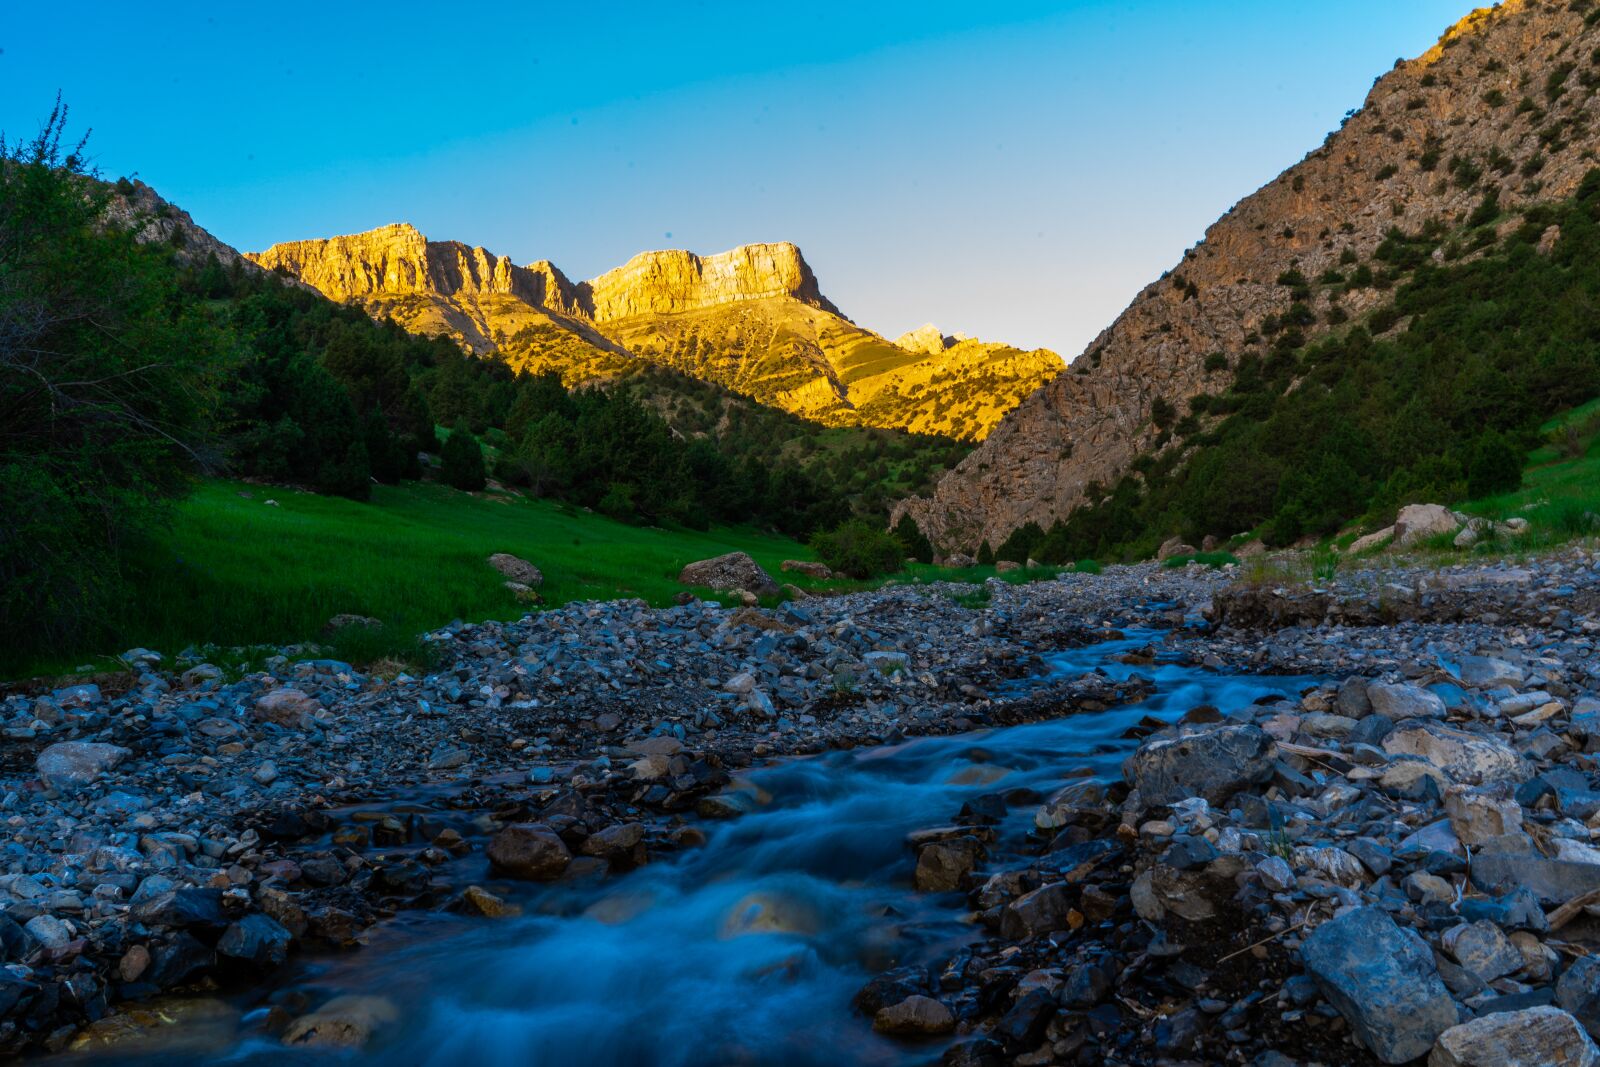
[247,227,1062,441]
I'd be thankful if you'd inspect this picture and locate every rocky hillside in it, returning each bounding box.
[900,0,1600,549]
[247,227,1059,439]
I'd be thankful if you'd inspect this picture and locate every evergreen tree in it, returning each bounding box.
[893,514,934,563]
[440,420,487,491]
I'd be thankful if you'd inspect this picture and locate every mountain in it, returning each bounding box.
[898,0,1600,550]
[246,227,1060,440]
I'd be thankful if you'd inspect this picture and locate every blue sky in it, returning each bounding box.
[3,0,1471,355]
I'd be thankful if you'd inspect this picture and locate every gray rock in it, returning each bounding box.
[1472,848,1600,906]
[1447,921,1522,982]
[485,825,572,881]
[872,994,955,1035]
[1460,656,1525,689]
[487,553,542,587]
[1368,682,1447,720]
[1383,721,1526,785]
[1428,1006,1597,1067]
[1301,907,1459,1064]
[1123,723,1276,809]
[677,552,780,598]
[36,742,132,789]
[1558,956,1600,1039]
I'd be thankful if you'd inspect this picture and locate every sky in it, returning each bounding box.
[2,0,1473,357]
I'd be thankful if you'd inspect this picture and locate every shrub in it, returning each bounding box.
[440,420,487,491]
[892,513,934,564]
[1466,431,1523,499]
[809,520,904,579]
[976,540,995,566]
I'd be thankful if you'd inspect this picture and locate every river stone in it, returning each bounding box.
[999,882,1076,939]
[1447,921,1522,982]
[914,837,985,892]
[1472,847,1600,906]
[282,995,401,1049]
[1123,724,1275,809]
[1443,784,1523,846]
[1558,957,1600,1038]
[486,825,571,881]
[579,822,646,860]
[1394,504,1461,547]
[1368,682,1447,720]
[486,553,542,587]
[677,552,779,597]
[1428,1006,1598,1067]
[872,994,955,1035]
[1301,907,1458,1064]
[253,688,321,728]
[1382,721,1526,785]
[36,742,131,789]
[216,913,292,967]
[1460,655,1525,689]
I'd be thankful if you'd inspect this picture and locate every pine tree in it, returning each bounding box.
[440,420,487,492]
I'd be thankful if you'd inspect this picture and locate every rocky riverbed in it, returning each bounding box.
[5,549,1600,1064]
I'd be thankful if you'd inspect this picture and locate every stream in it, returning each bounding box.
[81,630,1323,1066]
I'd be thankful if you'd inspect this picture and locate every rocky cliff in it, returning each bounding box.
[248,230,1056,438]
[899,0,1600,548]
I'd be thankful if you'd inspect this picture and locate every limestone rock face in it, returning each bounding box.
[583,243,838,321]
[248,228,1055,440]
[899,0,1600,548]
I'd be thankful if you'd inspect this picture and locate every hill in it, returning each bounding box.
[247,225,1061,440]
[899,0,1600,553]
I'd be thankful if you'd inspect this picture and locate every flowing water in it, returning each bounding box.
[85,631,1323,1066]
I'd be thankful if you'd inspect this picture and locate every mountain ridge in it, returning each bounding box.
[247,224,1061,440]
[898,0,1600,548]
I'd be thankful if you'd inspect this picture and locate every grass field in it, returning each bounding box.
[9,477,1074,680]
[9,479,829,678]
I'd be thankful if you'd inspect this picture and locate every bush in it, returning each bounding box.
[809,520,904,579]
[440,420,487,492]
[1466,431,1523,499]
[976,540,995,566]
[892,514,934,564]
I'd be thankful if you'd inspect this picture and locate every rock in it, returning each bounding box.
[1557,956,1600,1038]
[1368,682,1447,720]
[579,822,646,860]
[780,560,831,579]
[253,688,321,728]
[994,560,1022,573]
[1157,536,1197,560]
[1301,907,1459,1064]
[1472,849,1600,906]
[913,838,984,892]
[999,882,1076,939]
[678,552,779,598]
[487,552,542,586]
[1394,504,1461,547]
[1446,921,1523,982]
[36,742,131,789]
[1123,724,1275,809]
[459,886,520,918]
[323,613,381,635]
[872,994,955,1036]
[485,825,571,881]
[24,914,71,950]
[282,996,400,1049]
[1351,526,1396,553]
[1428,1006,1597,1067]
[1443,785,1522,846]
[1460,655,1524,689]
[216,913,292,968]
[943,553,975,568]
[1382,721,1526,785]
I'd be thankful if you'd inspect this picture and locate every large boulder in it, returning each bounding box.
[1122,724,1275,810]
[487,553,542,587]
[1394,504,1461,547]
[872,995,955,1036]
[1428,1006,1598,1067]
[1301,907,1459,1064]
[1157,536,1196,560]
[780,560,832,580]
[36,742,131,789]
[1382,721,1526,785]
[486,825,571,881]
[1367,682,1446,720]
[678,552,779,598]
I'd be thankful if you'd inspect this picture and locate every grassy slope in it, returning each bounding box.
[14,479,825,677]
[1457,398,1600,538]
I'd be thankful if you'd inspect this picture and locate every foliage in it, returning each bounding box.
[809,519,905,578]
[440,420,487,491]
[0,103,222,657]
[1034,170,1600,561]
[893,513,934,564]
